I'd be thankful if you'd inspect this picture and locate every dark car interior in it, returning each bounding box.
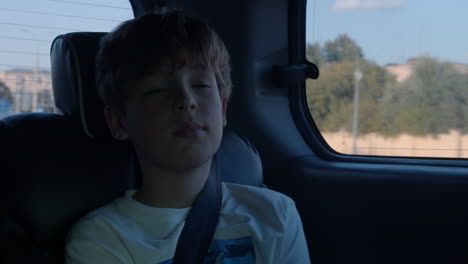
[1,0,468,263]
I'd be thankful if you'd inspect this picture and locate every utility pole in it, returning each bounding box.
[455,96,465,158]
[352,67,362,154]
[32,41,39,112]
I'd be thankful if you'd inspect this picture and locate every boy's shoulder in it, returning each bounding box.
[67,183,297,239]
[221,182,296,221]
[66,200,122,238]
[222,182,293,204]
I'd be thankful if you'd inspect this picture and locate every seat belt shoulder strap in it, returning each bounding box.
[171,157,222,264]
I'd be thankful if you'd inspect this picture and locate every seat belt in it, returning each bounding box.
[171,156,222,264]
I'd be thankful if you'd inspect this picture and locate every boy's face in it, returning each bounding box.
[106,63,227,172]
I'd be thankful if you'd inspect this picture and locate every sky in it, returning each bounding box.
[0,0,133,72]
[1,0,467,72]
[306,0,468,65]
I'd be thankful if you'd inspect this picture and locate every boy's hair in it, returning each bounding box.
[96,10,232,113]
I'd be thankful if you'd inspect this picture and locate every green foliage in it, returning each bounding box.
[306,35,468,136]
[306,34,395,134]
[386,57,468,135]
[306,42,325,66]
[0,82,13,103]
[323,34,363,63]
[306,60,355,131]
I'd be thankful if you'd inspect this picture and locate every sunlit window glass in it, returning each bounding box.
[306,0,468,158]
[0,0,133,118]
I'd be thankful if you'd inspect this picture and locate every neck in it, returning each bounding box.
[133,159,212,208]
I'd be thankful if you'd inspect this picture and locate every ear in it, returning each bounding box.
[221,97,228,127]
[104,106,129,141]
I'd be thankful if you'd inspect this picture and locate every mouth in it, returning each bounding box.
[172,123,207,137]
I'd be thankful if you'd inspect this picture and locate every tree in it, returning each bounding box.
[306,34,394,134]
[306,42,325,66]
[323,34,363,63]
[0,81,13,103]
[380,56,468,136]
[306,35,468,137]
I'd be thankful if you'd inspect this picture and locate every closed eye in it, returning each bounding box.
[193,84,211,88]
[143,89,167,96]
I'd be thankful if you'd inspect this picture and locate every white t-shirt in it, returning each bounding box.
[65,182,311,264]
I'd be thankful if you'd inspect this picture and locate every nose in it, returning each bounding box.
[174,85,197,112]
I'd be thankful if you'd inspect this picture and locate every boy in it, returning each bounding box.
[65,9,310,264]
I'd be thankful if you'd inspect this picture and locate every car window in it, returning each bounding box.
[0,0,133,118]
[305,0,468,158]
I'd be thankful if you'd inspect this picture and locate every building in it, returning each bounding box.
[384,57,468,83]
[0,68,55,113]
[384,63,414,83]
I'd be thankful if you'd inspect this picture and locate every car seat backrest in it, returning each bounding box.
[0,31,263,263]
[1,113,132,264]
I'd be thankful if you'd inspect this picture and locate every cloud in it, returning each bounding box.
[333,0,404,11]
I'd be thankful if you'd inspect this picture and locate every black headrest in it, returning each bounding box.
[50,32,108,138]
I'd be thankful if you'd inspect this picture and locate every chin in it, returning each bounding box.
[162,142,218,170]
[169,152,214,172]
